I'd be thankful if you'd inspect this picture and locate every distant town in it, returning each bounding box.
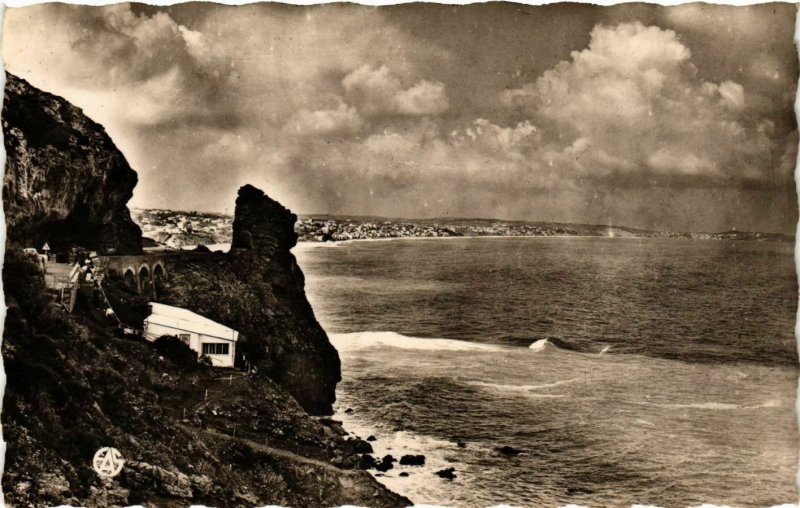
[132,208,793,250]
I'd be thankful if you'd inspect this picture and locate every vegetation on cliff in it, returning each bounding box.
[1,72,407,507]
[3,252,408,507]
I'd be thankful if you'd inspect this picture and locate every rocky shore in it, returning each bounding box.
[1,72,409,507]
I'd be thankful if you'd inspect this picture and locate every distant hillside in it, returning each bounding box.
[132,208,794,249]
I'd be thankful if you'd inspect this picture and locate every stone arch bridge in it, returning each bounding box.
[96,252,201,298]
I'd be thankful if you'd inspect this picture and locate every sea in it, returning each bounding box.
[292,236,799,508]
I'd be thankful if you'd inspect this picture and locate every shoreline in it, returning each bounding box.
[163,232,792,254]
[333,395,461,507]
[292,233,634,250]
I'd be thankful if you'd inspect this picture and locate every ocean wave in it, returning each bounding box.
[292,241,344,251]
[643,399,781,410]
[529,338,559,352]
[467,378,580,393]
[330,331,506,353]
[333,404,468,505]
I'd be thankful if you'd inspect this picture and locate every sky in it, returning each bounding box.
[3,2,798,233]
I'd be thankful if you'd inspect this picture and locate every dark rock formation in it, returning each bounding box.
[435,467,457,480]
[231,184,299,254]
[2,252,409,507]
[359,454,377,470]
[399,454,426,466]
[374,459,394,473]
[160,184,341,415]
[352,439,374,454]
[3,72,141,254]
[498,445,525,457]
[2,74,407,507]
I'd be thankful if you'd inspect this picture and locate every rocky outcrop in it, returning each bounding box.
[231,184,299,253]
[3,72,141,254]
[160,185,341,415]
[3,250,409,507]
[2,75,405,507]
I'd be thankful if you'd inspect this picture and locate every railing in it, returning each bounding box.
[45,274,71,289]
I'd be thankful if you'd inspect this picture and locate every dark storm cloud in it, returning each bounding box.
[3,2,797,233]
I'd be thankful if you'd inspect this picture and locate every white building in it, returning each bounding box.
[143,302,239,368]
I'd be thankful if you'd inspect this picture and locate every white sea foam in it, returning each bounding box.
[330,331,505,353]
[529,338,558,352]
[467,377,580,394]
[292,241,344,251]
[333,404,466,506]
[644,399,781,410]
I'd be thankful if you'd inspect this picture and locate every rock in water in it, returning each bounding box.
[374,459,394,473]
[498,446,525,457]
[352,439,374,454]
[359,454,378,470]
[3,72,142,254]
[399,455,426,466]
[435,468,457,480]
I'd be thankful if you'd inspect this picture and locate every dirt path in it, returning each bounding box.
[175,422,357,476]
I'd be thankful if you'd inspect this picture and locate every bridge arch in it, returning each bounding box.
[153,262,166,282]
[138,264,151,293]
[97,252,196,295]
[123,268,136,288]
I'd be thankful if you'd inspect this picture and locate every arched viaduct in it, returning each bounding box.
[96,253,193,298]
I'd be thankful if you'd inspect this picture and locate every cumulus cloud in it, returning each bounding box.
[3,5,795,233]
[502,22,781,188]
[394,80,450,116]
[343,65,449,117]
[454,119,539,152]
[288,104,364,136]
[3,3,234,134]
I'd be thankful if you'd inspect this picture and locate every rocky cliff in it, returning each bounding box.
[2,73,406,507]
[159,184,341,415]
[3,72,142,254]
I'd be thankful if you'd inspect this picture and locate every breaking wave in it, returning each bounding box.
[642,399,782,410]
[329,331,506,353]
[528,338,559,352]
[467,378,580,394]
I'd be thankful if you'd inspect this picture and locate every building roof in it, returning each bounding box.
[144,302,239,342]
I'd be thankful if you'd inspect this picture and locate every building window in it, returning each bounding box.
[202,343,229,355]
[179,333,190,344]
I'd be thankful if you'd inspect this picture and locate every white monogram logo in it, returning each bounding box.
[92,447,125,478]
